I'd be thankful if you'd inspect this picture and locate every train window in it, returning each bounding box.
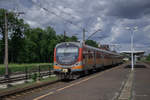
[83,55,85,59]
[97,53,99,58]
[96,52,99,58]
[99,52,101,58]
[89,53,91,59]
[96,52,98,58]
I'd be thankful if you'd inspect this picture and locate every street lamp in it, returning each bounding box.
[126,26,138,71]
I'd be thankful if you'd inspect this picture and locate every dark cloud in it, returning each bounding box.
[106,0,150,19]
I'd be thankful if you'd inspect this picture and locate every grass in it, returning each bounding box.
[0,63,53,76]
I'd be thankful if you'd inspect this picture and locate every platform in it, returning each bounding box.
[4,62,150,100]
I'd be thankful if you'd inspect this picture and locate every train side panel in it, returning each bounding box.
[82,47,95,71]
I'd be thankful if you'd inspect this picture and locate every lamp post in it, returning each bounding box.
[126,26,138,71]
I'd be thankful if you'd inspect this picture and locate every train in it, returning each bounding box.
[53,42,123,79]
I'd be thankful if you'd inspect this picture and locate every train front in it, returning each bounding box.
[53,42,83,78]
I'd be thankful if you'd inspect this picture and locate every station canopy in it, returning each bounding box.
[121,51,145,56]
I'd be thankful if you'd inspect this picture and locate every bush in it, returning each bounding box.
[146,54,150,61]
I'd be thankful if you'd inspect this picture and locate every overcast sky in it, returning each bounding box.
[0,0,150,53]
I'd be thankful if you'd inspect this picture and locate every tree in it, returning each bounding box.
[69,36,78,42]
[0,9,27,63]
[44,26,57,62]
[9,19,27,63]
[85,40,98,48]
[24,28,45,62]
[0,9,7,63]
[23,26,57,63]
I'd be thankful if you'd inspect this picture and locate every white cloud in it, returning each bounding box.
[111,27,121,42]
[144,25,150,32]
[32,0,38,3]
[26,20,39,27]
[89,17,104,35]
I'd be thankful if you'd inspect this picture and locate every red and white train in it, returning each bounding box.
[53,42,123,79]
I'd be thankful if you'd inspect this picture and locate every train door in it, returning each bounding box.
[93,51,96,68]
[101,52,104,66]
[82,50,88,70]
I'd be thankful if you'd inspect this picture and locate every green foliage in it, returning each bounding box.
[146,54,150,61]
[85,40,98,48]
[31,72,38,81]
[68,36,78,42]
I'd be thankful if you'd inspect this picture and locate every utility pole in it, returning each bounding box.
[83,28,85,44]
[131,30,134,71]
[4,11,9,78]
[64,30,66,42]
[4,11,24,78]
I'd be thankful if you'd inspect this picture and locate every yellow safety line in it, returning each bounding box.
[34,65,122,100]
[34,92,54,100]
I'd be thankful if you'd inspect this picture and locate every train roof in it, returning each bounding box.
[55,42,121,57]
[84,44,121,56]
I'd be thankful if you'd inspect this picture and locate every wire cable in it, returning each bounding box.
[31,0,85,32]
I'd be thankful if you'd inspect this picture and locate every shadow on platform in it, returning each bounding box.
[124,64,147,68]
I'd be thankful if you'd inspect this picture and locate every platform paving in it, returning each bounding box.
[132,62,150,100]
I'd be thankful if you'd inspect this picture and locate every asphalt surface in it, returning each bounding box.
[4,62,150,100]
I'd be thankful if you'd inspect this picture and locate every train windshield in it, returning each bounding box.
[56,46,79,65]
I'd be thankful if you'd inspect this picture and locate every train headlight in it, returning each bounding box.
[62,69,68,73]
[54,62,58,66]
[75,62,82,66]
[76,63,79,66]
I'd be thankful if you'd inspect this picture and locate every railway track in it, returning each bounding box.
[0,79,61,100]
[0,71,57,99]
[145,61,150,65]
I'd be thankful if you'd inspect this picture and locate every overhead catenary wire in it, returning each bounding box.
[30,0,107,42]
[86,29,101,40]
[31,0,87,32]
[44,1,78,20]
